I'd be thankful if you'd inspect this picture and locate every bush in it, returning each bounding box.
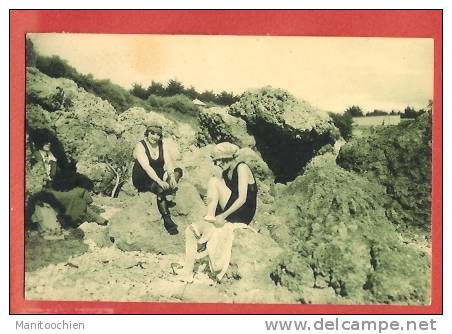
[147,94,199,116]
[268,157,430,304]
[344,105,364,117]
[337,112,432,229]
[328,112,353,140]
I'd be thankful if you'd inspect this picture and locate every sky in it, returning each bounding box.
[30,33,433,113]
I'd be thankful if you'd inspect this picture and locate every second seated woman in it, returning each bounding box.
[132,124,182,235]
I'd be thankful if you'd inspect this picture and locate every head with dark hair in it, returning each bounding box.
[145,124,163,137]
[144,124,163,144]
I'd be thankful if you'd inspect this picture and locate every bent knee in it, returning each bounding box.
[208,177,221,188]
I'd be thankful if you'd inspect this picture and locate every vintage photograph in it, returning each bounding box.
[24,33,433,305]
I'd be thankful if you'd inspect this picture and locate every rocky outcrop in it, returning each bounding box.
[267,153,430,304]
[229,87,338,183]
[337,112,432,229]
[108,182,206,254]
[197,106,256,148]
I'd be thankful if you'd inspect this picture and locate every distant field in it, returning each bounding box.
[353,115,401,126]
[351,115,403,138]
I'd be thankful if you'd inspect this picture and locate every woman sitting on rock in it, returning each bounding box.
[181,142,258,282]
[204,142,258,226]
[132,124,182,235]
[28,139,107,234]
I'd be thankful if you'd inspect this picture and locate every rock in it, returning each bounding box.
[118,108,174,144]
[364,242,430,304]
[337,112,432,229]
[172,181,206,219]
[25,229,88,272]
[229,87,337,182]
[76,160,113,194]
[237,147,272,182]
[108,183,206,254]
[197,106,256,148]
[223,228,297,303]
[179,145,221,197]
[79,222,112,248]
[266,154,430,304]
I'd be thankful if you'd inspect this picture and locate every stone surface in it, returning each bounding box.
[266,153,430,304]
[197,106,256,148]
[229,87,338,182]
[108,182,206,254]
[337,113,432,229]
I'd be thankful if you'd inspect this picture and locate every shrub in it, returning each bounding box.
[147,94,199,116]
[337,112,432,229]
[328,112,353,140]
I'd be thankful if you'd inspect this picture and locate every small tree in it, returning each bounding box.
[147,81,166,96]
[344,105,364,118]
[130,83,149,100]
[199,90,217,103]
[401,106,418,119]
[216,91,238,106]
[367,109,389,117]
[97,137,132,198]
[329,112,353,140]
[165,79,185,96]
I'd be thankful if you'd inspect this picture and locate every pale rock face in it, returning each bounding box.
[266,153,430,304]
[107,182,206,255]
[229,87,338,183]
[197,106,256,148]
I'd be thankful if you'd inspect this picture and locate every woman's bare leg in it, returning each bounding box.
[205,177,231,217]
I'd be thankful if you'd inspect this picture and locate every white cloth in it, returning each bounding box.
[206,222,257,281]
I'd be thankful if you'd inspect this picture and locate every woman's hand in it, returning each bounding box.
[158,180,170,190]
[168,175,178,189]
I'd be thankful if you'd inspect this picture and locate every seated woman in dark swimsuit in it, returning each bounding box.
[132,124,182,235]
[181,142,258,282]
[204,142,257,226]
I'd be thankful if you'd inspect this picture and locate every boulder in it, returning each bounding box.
[337,112,432,229]
[197,106,255,148]
[108,182,206,254]
[179,145,221,197]
[229,87,338,182]
[266,153,430,304]
[79,222,112,248]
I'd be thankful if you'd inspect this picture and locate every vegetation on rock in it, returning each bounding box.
[268,154,430,304]
[337,112,432,229]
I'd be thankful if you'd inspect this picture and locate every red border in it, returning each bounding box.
[10,9,443,314]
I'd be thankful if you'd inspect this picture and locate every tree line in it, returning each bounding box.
[342,104,432,119]
[130,80,239,106]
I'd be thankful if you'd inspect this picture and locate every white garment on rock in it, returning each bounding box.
[206,222,257,281]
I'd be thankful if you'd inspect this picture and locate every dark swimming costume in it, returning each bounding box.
[215,162,258,224]
[132,139,165,194]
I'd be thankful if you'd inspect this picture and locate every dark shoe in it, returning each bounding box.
[163,215,179,235]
